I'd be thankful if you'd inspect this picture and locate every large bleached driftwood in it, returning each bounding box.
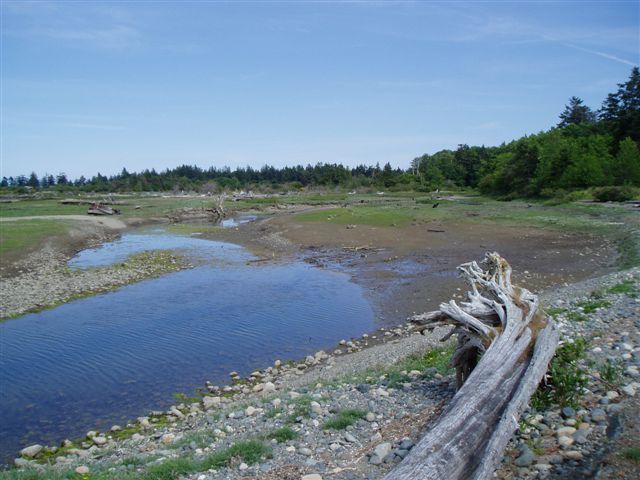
[384,253,559,480]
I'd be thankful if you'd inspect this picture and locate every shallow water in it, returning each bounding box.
[0,229,373,463]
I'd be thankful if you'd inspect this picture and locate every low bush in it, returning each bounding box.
[532,337,589,410]
[592,186,636,202]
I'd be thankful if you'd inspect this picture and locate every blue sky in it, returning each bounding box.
[2,1,638,180]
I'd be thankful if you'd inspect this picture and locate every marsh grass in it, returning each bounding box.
[0,219,68,255]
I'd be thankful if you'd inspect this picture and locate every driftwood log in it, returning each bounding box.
[384,252,559,480]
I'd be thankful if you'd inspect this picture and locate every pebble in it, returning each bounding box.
[514,445,535,467]
[19,444,43,458]
[75,466,90,474]
[590,408,607,422]
[556,426,576,437]
[370,442,392,465]
[301,475,323,480]
[564,450,583,460]
[558,436,574,447]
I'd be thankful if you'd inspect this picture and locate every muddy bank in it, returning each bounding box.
[197,209,616,327]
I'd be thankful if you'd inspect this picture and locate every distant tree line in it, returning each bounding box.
[1,162,410,193]
[2,67,639,198]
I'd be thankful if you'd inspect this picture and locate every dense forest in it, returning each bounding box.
[2,67,639,199]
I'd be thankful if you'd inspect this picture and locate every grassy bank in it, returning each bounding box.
[295,197,640,269]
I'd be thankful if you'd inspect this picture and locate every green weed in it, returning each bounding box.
[201,440,272,469]
[141,457,197,480]
[619,446,640,463]
[287,395,313,422]
[532,337,589,410]
[266,426,298,443]
[608,280,638,296]
[598,358,625,386]
[544,307,566,318]
[575,299,611,314]
[322,409,367,430]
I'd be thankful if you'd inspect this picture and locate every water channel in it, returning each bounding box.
[0,224,374,463]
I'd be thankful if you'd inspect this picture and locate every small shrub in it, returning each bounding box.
[598,358,625,386]
[267,426,298,443]
[620,446,640,463]
[532,337,589,410]
[592,186,635,202]
[323,409,367,430]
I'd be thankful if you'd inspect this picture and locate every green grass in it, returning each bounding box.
[295,205,438,227]
[345,343,455,388]
[201,440,272,469]
[121,456,145,466]
[287,395,313,422]
[322,409,367,430]
[598,358,625,386]
[141,457,197,480]
[172,430,215,449]
[266,426,298,443]
[608,279,638,296]
[619,446,640,463]
[264,406,283,418]
[0,199,88,217]
[0,219,69,255]
[566,311,588,322]
[544,307,567,318]
[575,299,612,314]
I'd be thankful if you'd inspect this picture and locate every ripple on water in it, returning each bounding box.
[0,230,373,464]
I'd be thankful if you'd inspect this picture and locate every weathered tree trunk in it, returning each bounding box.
[384,253,559,480]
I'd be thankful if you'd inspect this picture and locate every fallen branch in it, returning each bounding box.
[384,252,559,480]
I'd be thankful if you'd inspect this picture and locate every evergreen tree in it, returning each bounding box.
[27,172,40,188]
[558,96,596,127]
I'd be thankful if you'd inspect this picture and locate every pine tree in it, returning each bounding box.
[558,96,596,127]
